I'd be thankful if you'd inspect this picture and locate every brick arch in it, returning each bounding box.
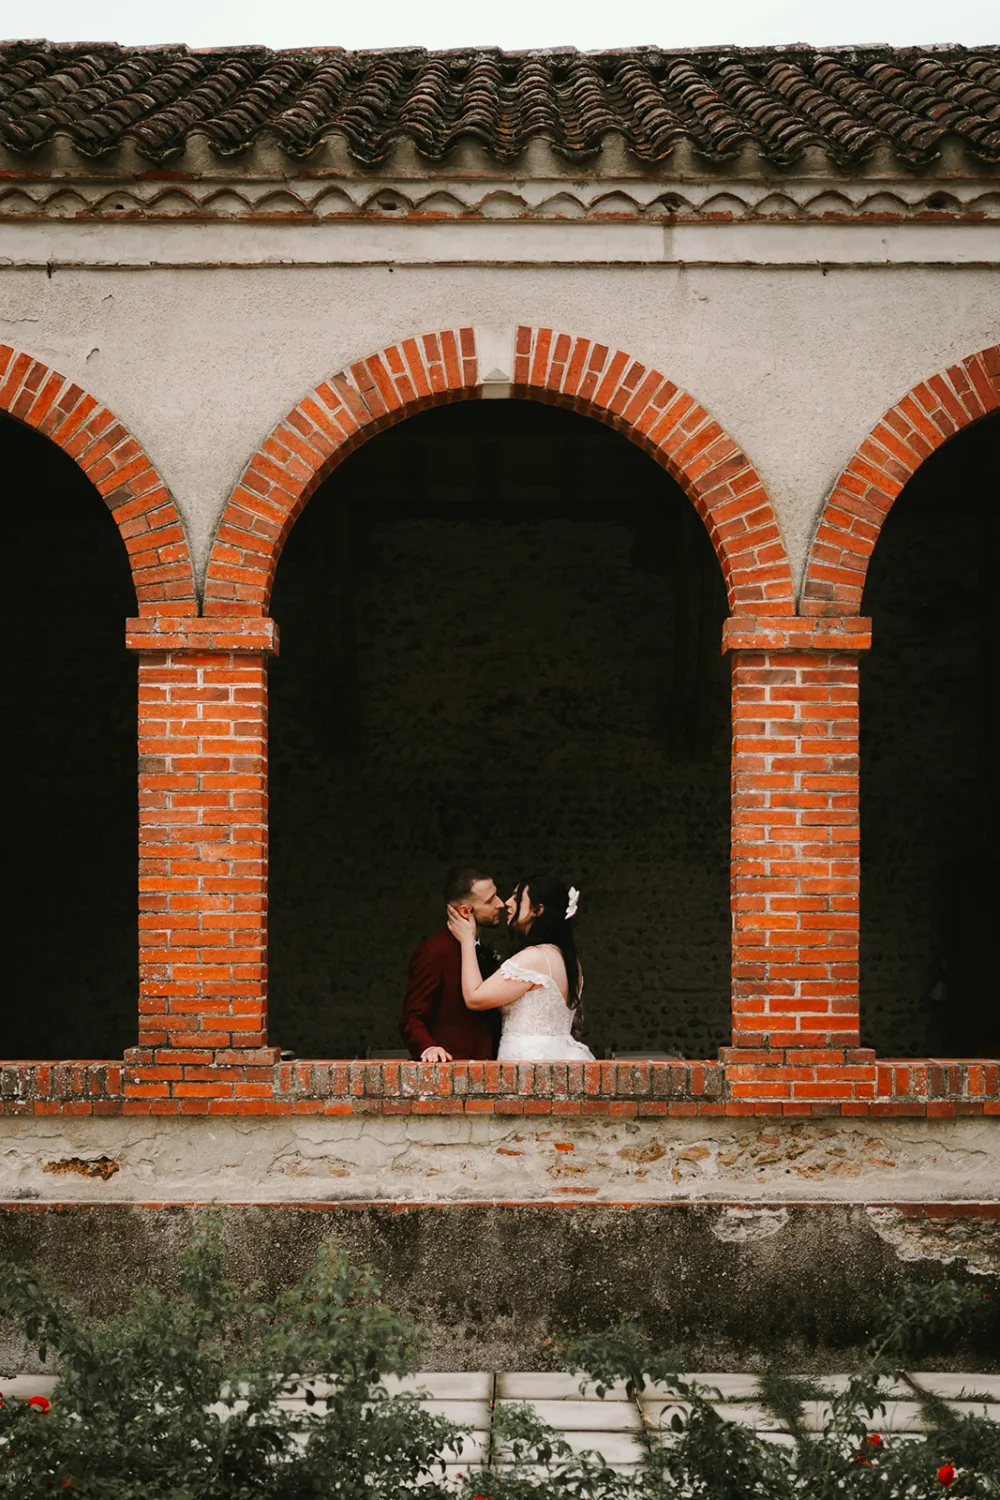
[0,344,196,612]
[203,325,794,615]
[802,344,1000,615]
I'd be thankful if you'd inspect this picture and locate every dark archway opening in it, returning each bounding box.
[268,399,731,1061]
[860,411,999,1056]
[3,413,138,1059]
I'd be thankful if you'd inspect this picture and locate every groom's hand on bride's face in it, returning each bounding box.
[421,1046,453,1063]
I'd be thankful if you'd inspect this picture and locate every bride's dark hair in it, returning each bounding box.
[512,873,582,1010]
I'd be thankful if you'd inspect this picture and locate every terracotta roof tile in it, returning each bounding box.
[0,41,998,166]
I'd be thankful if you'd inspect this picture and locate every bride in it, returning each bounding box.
[447,873,595,1062]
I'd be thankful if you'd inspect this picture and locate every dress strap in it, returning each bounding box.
[540,944,571,1001]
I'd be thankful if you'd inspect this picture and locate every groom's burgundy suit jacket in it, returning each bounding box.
[399,929,500,1060]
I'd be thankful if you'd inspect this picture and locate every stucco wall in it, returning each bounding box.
[4,1114,999,1206]
[2,231,998,589]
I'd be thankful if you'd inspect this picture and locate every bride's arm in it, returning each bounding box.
[446,906,533,1011]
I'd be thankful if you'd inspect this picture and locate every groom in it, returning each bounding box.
[399,866,505,1062]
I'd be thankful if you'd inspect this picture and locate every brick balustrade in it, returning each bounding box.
[1,1059,997,1118]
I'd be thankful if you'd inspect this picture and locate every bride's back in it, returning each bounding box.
[516,942,569,1000]
[494,942,592,1060]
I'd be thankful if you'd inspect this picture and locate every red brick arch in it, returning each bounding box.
[0,344,196,612]
[802,344,1000,615]
[203,325,794,615]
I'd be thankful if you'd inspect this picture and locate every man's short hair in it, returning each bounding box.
[443,865,491,905]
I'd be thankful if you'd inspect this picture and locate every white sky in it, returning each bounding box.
[1,0,997,51]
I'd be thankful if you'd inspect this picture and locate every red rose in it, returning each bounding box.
[854,1432,884,1466]
[27,1395,51,1414]
[938,1463,956,1486]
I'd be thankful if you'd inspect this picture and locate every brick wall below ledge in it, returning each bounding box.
[1,1058,998,1118]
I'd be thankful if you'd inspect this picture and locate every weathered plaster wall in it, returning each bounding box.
[1,241,998,588]
[4,1115,998,1205]
[1,1198,998,1372]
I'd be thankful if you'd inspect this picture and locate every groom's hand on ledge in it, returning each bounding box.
[420,1046,453,1063]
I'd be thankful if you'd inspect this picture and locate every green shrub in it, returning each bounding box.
[0,1213,462,1497]
[1,1216,997,1497]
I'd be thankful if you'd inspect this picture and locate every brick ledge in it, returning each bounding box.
[722,615,873,653]
[125,615,279,653]
[1,1058,997,1117]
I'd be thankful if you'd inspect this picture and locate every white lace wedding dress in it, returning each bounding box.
[495,946,595,1062]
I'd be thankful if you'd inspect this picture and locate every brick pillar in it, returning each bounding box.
[721,616,876,1107]
[124,617,278,1105]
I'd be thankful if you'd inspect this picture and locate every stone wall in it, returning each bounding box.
[1,1197,997,1372]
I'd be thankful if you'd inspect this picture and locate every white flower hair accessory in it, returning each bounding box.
[565,887,580,921]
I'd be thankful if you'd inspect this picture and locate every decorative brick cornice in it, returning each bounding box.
[802,343,1000,614]
[4,175,1000,226]
[0,345,196,611]
[126,616,279,654]
[723,615,873,652]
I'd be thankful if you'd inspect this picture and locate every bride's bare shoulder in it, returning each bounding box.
[519,943,565,971]
[512,944,548,968]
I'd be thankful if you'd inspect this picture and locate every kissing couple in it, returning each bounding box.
[399,866,595,1063]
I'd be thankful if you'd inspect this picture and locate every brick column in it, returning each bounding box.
[125,617,278,1105]
[721,616,876,1107]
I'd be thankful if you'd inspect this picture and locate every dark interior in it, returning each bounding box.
[4,396,994,1064]
[267,399,733,1061]
[3,412,138,1059]
[859,410,999,1055]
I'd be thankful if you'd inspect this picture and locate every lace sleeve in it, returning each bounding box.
[497,959,545,987]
